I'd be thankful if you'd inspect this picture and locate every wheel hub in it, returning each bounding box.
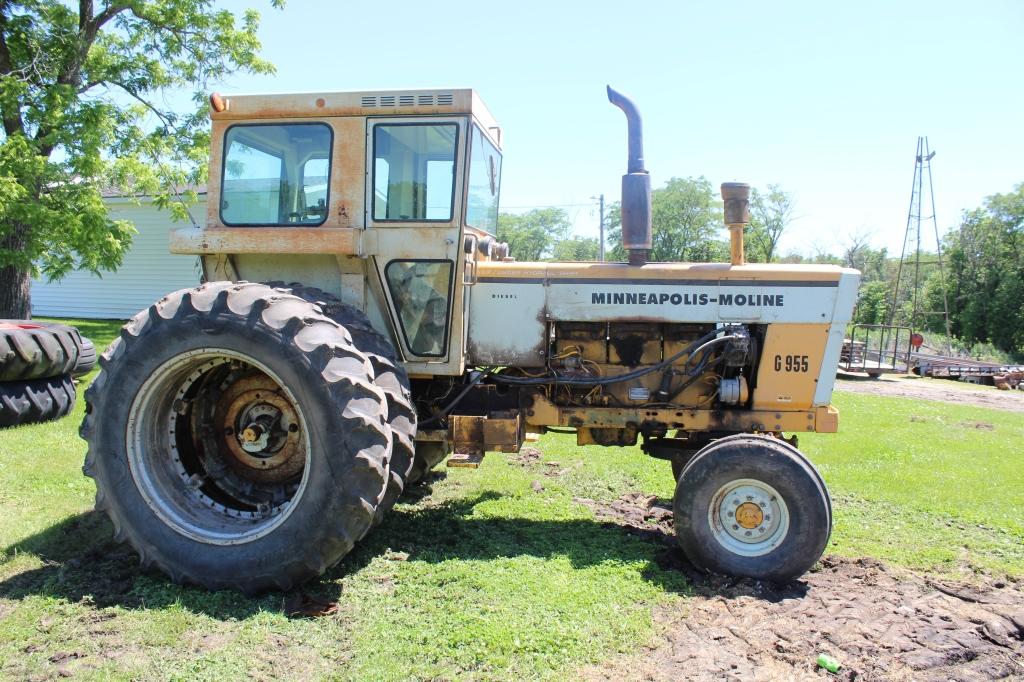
[735,501,763,529]
[215,375,305,483]
[709,478,790,557]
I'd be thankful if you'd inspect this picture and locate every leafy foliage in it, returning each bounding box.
[0,0,280,317]
[497,207,571,261]
[747,184,795,263]
[938,184,1024,358]
[551,236,599,262]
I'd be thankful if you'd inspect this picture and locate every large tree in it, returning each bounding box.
[607,176,726,262]
[0,0,279,318]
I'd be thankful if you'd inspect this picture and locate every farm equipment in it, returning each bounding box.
[81,87,859,592]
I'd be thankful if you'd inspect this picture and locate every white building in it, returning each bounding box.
[31,194,206,319]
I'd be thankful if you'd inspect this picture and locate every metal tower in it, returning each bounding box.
[887,136,953,353]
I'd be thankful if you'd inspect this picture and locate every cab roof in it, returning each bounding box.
[209,88,501,146]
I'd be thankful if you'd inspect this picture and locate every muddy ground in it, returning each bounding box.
[575,494,1024,681]
[835,374,1024,413]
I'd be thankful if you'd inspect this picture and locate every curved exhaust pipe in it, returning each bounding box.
[607,86,652,266]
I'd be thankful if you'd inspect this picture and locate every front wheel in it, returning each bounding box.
[673,435,831,583]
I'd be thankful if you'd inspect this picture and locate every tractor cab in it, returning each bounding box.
[172,89,506,375]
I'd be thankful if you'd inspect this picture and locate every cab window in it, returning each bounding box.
[373,124,458,222]
[221,123,332,225]
[384,260,453,356]
[466,125,502,233]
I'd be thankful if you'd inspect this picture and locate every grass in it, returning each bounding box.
[1,318,1022,679]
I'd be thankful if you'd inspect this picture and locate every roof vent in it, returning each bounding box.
[437,93,454,106]
[399,95,415,106]
[379,95,395,107]
[418,94,433,105]
[360,96,376,107]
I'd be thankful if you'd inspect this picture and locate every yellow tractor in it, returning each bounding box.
[81,87,859,592]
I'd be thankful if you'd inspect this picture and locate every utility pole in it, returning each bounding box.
[596,194,605,261]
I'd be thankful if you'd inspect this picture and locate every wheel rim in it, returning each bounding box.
[708,478,790,557]
[127,348,311,545]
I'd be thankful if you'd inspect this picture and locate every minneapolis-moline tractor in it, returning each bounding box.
[81,87,859,592]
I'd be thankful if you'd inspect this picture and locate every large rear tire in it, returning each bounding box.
[263,282,416,526]
[81,282,392,593]
[673,435,831,583]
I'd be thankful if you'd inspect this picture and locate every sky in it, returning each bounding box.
[209,0,1024,257]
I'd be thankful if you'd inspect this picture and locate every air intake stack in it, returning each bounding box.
[721,182,751,266]
[607,86,652,266]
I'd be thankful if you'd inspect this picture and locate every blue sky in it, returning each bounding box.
[212,0,1023,257]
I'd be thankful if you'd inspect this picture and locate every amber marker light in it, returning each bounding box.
[209,92,228,112]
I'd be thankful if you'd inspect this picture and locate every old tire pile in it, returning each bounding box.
[1,320,96,428]
[82,282,420,593]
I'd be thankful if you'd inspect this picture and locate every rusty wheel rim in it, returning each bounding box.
[127,349,311,545]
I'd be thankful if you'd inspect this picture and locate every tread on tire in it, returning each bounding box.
[263,282,416,526]
[81,282,393,593]
[0,374,76,428]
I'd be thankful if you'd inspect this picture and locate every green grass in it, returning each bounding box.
[1,317,1022,679]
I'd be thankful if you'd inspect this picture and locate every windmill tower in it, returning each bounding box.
[886,137,953,354]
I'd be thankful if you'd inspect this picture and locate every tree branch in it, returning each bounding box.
[108,80,175,131]
[0,10,24,135]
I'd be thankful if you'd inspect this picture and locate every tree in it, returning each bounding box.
[0,0,280,318]
[939,184,1024,358]
[497,207,571,261]
[747,184,795,263]
[551,236,599,261]
[607,176,726,262]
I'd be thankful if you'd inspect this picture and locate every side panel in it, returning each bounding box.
[753,324,830,411]
[544,280,839,325]
[467,280,546,366]
[813,270,861,405]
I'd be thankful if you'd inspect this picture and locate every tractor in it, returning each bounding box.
[81,86,859,592]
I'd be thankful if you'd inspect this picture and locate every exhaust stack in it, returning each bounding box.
[607,86,652,266]
[721,182,750,266]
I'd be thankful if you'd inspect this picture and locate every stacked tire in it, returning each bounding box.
[0,320,96,429]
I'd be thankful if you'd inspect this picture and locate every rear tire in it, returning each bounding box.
[673,435,831,583]
[0,374,75,428]
[262,282,416,526]
[81,282,392,593]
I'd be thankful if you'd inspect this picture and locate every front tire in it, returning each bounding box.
[81,282,392,593]
[673,435,831,583]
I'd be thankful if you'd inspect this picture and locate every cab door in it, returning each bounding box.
[365,117,469,374]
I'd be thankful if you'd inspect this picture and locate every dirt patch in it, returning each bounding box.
[578,494,1024,681]
[961,421,996,431]
[836,375,1024,413]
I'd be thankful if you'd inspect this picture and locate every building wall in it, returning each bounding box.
[31,197,206,319]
